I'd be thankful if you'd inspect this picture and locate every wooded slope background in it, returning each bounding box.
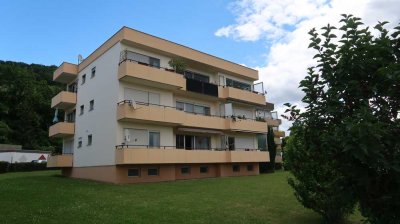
[0,60,62,151]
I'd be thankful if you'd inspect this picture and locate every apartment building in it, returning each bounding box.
[47,27,283,183]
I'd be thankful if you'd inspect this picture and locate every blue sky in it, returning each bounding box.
[0,0,267,67]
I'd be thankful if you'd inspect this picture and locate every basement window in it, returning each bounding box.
[148,168,159,176]
[181,166,190,174]
[128,168,140,177]
[247,164,254,171]
[200,165,208,174]
[233,164,240,172]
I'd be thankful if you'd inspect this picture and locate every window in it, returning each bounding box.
[195,136,210,150]
[68,82,77,93]
[91,67,96,78]
[89,100,94,111]
[124,88,160,105]
[181,166,190,174]
[149,132,160,148]
[148,168,159,176]
[247,164,254,171]
[125,51,160,68]
[176,101,210,116]
[78,137,82,148]
[185,103,194,113]
[226,78,251,91]
[81,74,86,85]
[176,135,210,150]
[176,135,185,149]
[128,168,140,177]
[233,164,240,172]
[176,101,184,111]
[200,166,208,173]
[184,71,210,83]
[87,135,92,146]
[80,105,84,115]
[66,110,76,122]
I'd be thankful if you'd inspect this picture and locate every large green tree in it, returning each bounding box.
[284,15,400,224]
[0,61,62,151]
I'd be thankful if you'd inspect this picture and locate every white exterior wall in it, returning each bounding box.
[119,82,174,107]
[73,43,121,167]
[117,123,174,147]
[122,45,172,69]
[173,95,220,116]
[0,152,50,163]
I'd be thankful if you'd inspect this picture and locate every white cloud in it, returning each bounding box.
[216,0,400,134]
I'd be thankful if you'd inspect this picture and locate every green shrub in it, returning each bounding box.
[0,161,10,173]
[8,162,47,172]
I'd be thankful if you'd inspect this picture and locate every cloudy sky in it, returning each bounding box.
[215,0,400,132]
[1,0,399,133]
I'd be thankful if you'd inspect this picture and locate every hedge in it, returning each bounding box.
[0,161,49,173]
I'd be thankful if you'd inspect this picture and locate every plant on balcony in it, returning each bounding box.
[255,116,266,122]
[168,58,187,74]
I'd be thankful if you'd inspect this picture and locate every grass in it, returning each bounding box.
[0,170,363,224]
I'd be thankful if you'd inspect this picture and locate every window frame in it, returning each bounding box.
[200,165,208,174]
[247,164,254,171]
[81,74,86,85]
[147,167,159,176]
[181,166,191,175]
[80,105,84,115]
[91,67,96,78]
[128,168,140,177]
[233,164,240,172]
[89,100,94,111]
[77,137,82,148]
[87,134,92,146]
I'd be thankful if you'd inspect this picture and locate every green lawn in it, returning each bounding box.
[0,170,362,224]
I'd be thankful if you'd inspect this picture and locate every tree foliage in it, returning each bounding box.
[284,15,400,224]
[0,61,62,151]
[267,126,277,172]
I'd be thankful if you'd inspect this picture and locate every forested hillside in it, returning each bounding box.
[0,60,63,151]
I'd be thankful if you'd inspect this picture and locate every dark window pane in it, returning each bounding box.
[181,166,190,174]
[128,168,140,177]
[176,135,184,149]
[148,168,159,176]
[149,132,160,148]
[247,165,254,171]
[200,166,208,173]
[233,164,240,172]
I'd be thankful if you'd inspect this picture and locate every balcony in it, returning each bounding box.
[47,154,73,167]
[51,91,77,109]
[118,60,185,90]
[186,78,218,97]
[219,86,265,106]
[53,62,78,84]
[226,117,267,133]
[117,102,183,125]
[49,122,75,138]
[117,101,267,133]
[274,137,282,145]
[274,130,285,138]
[115,148,269,165]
